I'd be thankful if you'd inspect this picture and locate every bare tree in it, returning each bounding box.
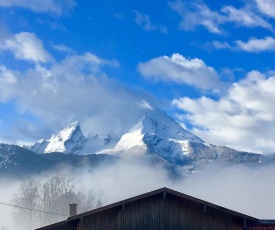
[12,179,41,229]
[12,173,105,230]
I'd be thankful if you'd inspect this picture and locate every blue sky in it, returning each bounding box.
[1,0,275,154]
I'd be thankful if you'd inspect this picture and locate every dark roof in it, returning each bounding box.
[68,187,258,222]
[38,187,275,230]
[36,220,67,230]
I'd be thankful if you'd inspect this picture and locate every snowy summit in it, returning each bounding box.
[25,121,86,154]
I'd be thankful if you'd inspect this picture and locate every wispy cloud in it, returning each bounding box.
[169,1,223,34]
[0,66,17,84]
[138,53,225,92]
[209,36,275,53]
[211,41,231,49]
[256,0,275,18]
[133,10,167,34]
[169,0,272,34]
[0,0,76,15]
[0,33,155,143]
[0,66,18,103]
[236,36,275,52]
[113,13,125,19]
[0,32,52,63]
[221,5,272,30]
[52,44,76,54]
[172,70,275,154]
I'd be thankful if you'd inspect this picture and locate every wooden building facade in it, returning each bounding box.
[36,187,275,230]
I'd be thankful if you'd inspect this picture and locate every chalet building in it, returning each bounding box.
[35,187,275,230]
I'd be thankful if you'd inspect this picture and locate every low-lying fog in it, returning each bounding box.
[1,159,275,229]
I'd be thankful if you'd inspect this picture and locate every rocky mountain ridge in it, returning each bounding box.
[0,143,116,177]
[23,108,262,172]
[24,121,115,155]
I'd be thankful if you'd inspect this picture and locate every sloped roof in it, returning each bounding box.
[67,187,258,222]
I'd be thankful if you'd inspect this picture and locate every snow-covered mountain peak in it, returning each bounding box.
[111,109,262,167]
[135,109,203,142]
[50,121,81,141]
[21,109,262,172]
[45,121,85,154]
[24,121,86,154]
[113,109,203,159]
[24,121,117,155]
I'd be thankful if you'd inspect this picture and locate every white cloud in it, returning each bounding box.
[169,1,223,34]
[211,41,231,49]
[0,0,76,15]
[236,36,275,52]
[209,37,275,53]
[52,44,76,54]
[256,0,275,18]
[172,71,275,154]
[169,0,272,34]
[221,5,272,30]
[133,10,167,34]
[138,53,224,92]
[0,51,155,143]
[1,32,52,63]
[0,66,17,84]
[0,66,18,102]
